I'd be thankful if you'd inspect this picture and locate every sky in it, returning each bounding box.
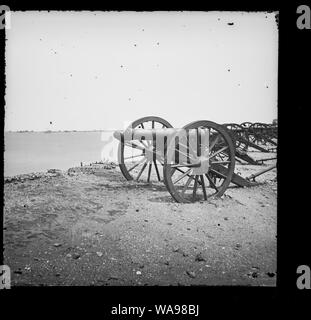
[5,11,278,132]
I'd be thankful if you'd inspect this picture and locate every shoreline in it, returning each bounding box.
[4,161,117,182]
[5,130,113,133]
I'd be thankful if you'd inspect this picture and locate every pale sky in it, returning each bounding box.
[5,11,278,132]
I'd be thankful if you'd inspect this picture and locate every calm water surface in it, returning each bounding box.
[4,132,118,177]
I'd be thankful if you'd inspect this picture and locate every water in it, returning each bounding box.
[4,131,119,177]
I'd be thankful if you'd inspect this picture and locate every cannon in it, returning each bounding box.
[113,116,277,203]
[223,122,277,154]
[115,116,174,182]
[247,122,277,151]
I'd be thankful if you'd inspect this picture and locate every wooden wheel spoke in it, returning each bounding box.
[139,139,149,149]
[209,146,228,160]
[136,161,148,181]
[125,142,145,152]
[173,167,202,186]
[153,161,161,181]
[128,157,146,172]
[209,134,220,152]
[147,162,152,182]
[200,175,207,200]
[209,168,227,180]
[210,160,231,165]
[124,153,144,161]
[205,173,219,192]
[181,176,192,195]
[192,176,198,201]
[173,169,192,184]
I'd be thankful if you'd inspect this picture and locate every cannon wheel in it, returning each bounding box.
[248,122,273,147]
[223,123,248,151]
[118,116,173,181]
[163,120,235,203]
[241,122,253,129]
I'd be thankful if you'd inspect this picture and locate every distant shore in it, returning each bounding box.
[5,130,111,133]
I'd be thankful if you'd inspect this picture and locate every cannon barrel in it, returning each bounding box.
[113,128,209,142]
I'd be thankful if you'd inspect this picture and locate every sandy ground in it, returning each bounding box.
[3,153,277,286]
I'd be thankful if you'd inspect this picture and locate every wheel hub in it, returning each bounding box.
[191,156,210,175]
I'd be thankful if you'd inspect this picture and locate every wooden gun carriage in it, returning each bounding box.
[113,116,277,203]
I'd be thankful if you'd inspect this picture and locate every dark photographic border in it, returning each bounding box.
[1,0,310,313]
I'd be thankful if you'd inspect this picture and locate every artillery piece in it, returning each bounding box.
[113,116,277,203]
